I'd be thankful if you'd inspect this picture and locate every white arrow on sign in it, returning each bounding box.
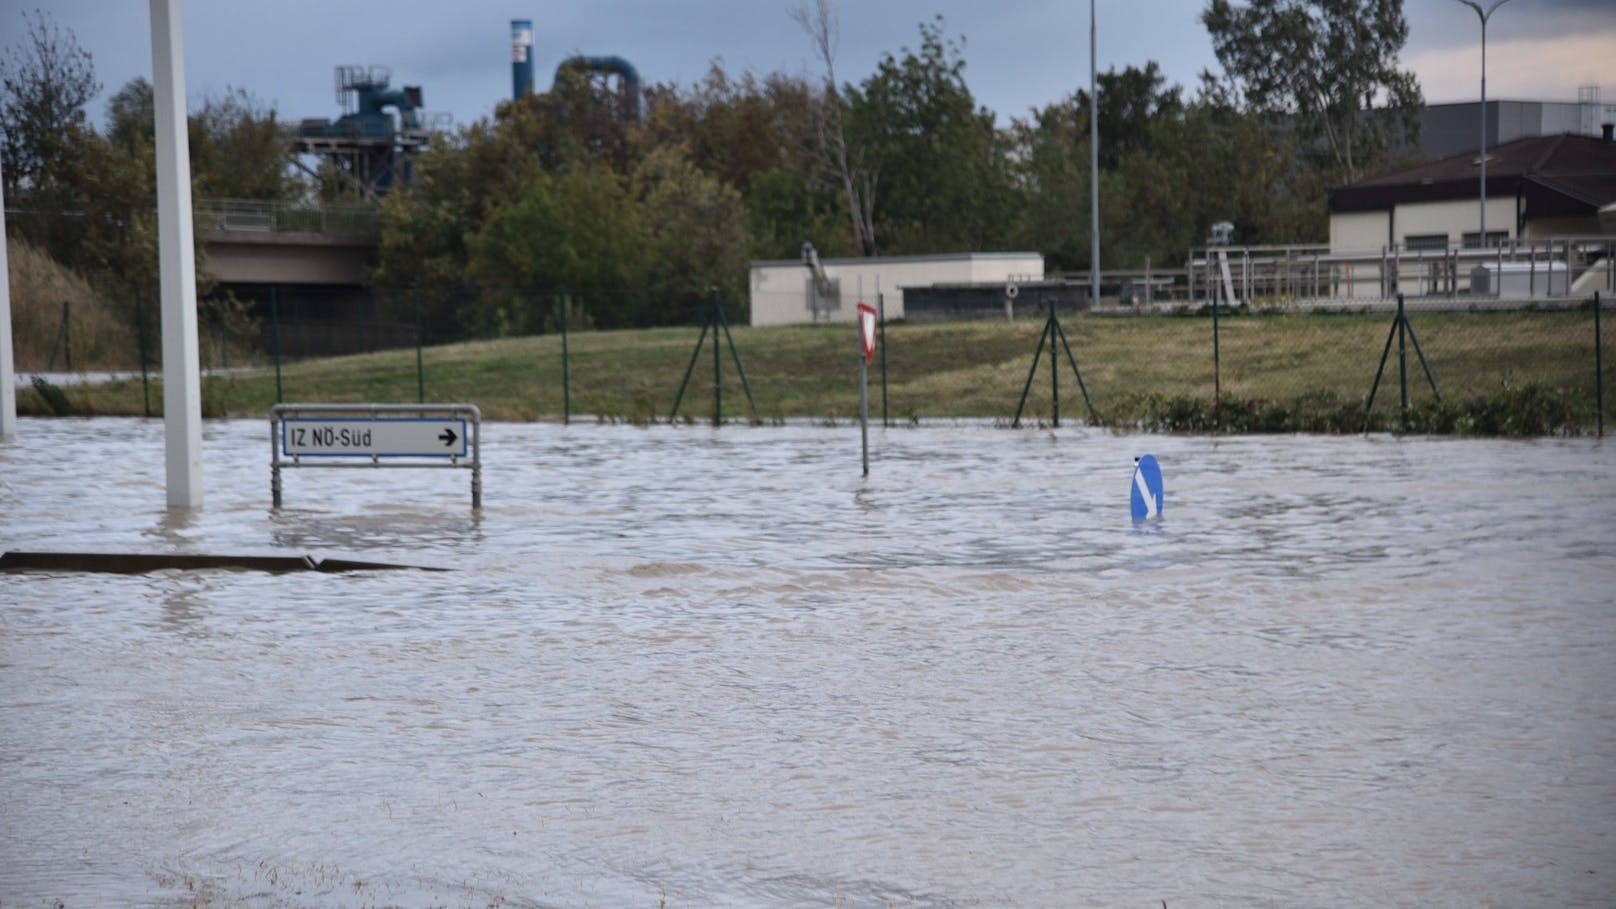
[282,418,468,457]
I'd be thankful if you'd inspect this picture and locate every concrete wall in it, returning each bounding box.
[1522,216,1603,239]
[1330,197,1523,256]
[1330,211,1389,252]
[1393,197,1515,247]
[748,252,1044,326]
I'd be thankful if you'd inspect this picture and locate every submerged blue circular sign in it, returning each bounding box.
[1130,454,1164,522]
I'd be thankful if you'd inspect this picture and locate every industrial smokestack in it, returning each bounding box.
[511,19,534,100]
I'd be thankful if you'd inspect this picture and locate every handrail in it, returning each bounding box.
[194,197,381,237]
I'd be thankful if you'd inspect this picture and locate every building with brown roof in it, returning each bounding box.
[1329,130,1616,255]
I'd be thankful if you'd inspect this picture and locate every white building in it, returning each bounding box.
[748,251,1044,327]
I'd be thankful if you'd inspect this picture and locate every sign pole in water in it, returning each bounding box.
[1130,454,1164,522]
[857,301,878,477]
[0,152,16,442]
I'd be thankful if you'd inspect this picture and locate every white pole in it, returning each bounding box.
[1089,0,1100,308]
[0,153,15,442]
[151,0,204,507]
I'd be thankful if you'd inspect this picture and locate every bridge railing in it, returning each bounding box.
[195,198,381,238]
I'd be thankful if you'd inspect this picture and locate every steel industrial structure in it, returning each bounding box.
[290,66,448,200]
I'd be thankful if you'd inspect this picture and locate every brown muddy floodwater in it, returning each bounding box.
[2,417,1614,908]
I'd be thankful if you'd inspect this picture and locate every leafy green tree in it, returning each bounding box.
[1201,0,1422,182]
[467,162,652,331]
[0,9,99,198]
[634,145,750,322]
[1091,62,1184,171]
[845,16,1019,254]
[105,77,154,153]
[1009,96,1093,271]
[374,103,550,336]
[189,88,294,200]
[1015,68,1324,272]
[640,65,844,261]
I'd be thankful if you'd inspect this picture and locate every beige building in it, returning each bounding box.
[748,251,1044,327]
[1327,132,1616,298]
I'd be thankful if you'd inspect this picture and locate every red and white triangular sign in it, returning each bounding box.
[857,303,878,363]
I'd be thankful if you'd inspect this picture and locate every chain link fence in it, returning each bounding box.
[13,279,1613,435]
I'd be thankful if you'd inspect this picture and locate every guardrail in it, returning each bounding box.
[196,198,381,237]
[1186,236,1616,308]
[270,403,482,508]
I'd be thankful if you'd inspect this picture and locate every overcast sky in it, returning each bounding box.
[5,0,1615,133]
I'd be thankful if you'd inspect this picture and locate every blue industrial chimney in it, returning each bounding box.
[511,19,534,100]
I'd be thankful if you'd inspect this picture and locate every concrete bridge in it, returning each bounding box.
[198,199,379,288]
[196,199,411,357]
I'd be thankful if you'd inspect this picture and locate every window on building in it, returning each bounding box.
[1404,233,1449,251]
[1462,230,1509,249]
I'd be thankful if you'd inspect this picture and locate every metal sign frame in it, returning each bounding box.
[270,403,482,508]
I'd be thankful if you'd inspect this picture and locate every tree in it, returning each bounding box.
[189,88,294,200]
[638,64,845,261]
[1202,0,1422,182]
[846,17,1018,254]
[1089,62,1184,171]
[634,144,751,322]
[1009,96,1093,270]
[0,9,99,198]
[467,163,652,331]
[105,77,154,153]
[790,0,878,256]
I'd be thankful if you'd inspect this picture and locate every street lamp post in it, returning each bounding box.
[1455,0,1513,249]
[1090,0,1100,307]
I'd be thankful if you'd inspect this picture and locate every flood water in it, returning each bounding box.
[2,417,1613,908]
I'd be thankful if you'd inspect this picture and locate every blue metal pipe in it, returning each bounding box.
[553,55,640,120]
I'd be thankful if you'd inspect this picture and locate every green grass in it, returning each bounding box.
[18,308,1615,435]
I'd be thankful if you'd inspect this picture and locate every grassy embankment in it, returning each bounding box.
[16,306,1611,435]
[6,238,143,371]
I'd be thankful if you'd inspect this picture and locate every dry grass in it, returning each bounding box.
[6,237,143,371]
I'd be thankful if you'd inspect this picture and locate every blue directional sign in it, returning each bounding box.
[1130,454,1164,522]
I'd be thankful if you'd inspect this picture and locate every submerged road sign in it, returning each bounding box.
[281,417,468,458]
[271,403,482,508]
[1130,454,1164,522]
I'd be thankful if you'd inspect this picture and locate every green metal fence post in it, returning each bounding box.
[1397,293,1409,417]
[414,292,426,404]
[712,288,723,426]
[1049,302,1060,427]
[136,286,152,417]
[878,291,889,427]
[271,286,284,404]
[1212,282,1221,402]
[561,291,572,425]
[1597,290,1605,438]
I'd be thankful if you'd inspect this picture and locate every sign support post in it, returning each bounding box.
[0,153,15,442]
[857,302,878,477]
